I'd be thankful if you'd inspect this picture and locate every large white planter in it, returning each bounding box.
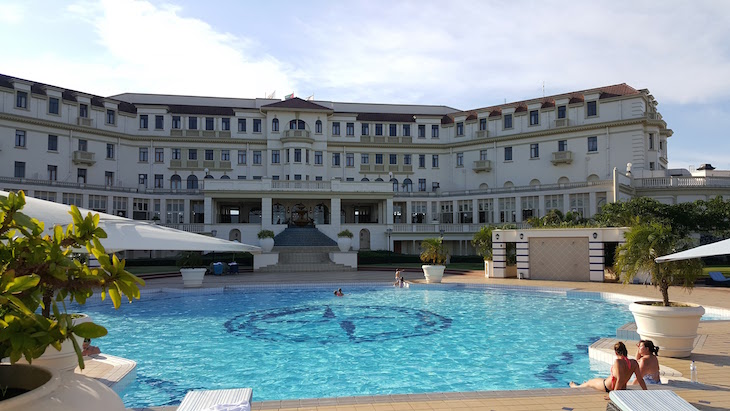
[180,268,206,288]
[259,237,275,252]
[629,301,705,358]
[16,314,91,372]
[337,237,352,252]
[422,264,445,283]
[0,363,125,411]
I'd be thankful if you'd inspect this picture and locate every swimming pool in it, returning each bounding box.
[80,284,635,407]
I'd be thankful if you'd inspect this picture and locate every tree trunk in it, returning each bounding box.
[657,265,670,306]
[42,287,53,318]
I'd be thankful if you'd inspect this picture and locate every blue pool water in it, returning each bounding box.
[79,284,634,408]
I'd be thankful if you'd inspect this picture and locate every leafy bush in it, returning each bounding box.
[176,251,204,268]
[420,237,448,265]
[338,229,354,238]
[257,230,275,239]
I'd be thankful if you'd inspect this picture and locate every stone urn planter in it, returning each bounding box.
[337,229,353,252]
[0,363,125,411]
[421,265,445,283]
[629,301,705,358]
[180,268,206,288]
[259,237,275,252]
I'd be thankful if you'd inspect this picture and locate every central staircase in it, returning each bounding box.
[256,227,355,272]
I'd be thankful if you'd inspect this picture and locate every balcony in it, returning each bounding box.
[203,160,215,168]
[551,151,573,165]
[72,151,95,166]
[185,130,201,137]
[169,159,182,168]
[360,135,371,143]
[474,130,488,138]
[472,160,492,172]
[360,164,371,172]
[645,112,663,121]
[554,119,569,128]
[219,131,231,138]
[76,117,93,127]
[219,160,232,169]
[186,160,200,168]
[202,131,215,138]
[170,129,183,137]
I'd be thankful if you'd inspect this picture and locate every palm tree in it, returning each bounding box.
[472,226,494,260]
[614,222,703,306]
[420,237,448,265]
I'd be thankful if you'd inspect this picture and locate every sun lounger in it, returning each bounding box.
[608,390,698,411]
[177,388,253,411]
[707,271,730,287]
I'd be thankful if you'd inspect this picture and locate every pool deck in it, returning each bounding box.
[105,269,730,411]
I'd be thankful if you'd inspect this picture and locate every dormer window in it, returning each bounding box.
[503,114,513,129]
[16,91,28,109]
[106,109,116,125]
[456,122,464,136]
[48,97,60,115]
[586,101,597,117]
[79,103,89,118]
[529,110,539,126]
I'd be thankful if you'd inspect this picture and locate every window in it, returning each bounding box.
[105,171,114,186]
[375,123,383,136]
[221,150,230,161]
[458,200,473,223]
[375,154,383,164]
[63,193,83,207]
[238,118,246,132]
[107,143,115,159]
[140,115,148,129]
[48,97,60,115]
[170,175,182,190]
[15,130,26,147]
[530,143,539,158]
[404,154,411,165]
[332,153,341,166]
[79,103,88,118]
[360,153,369,164]
[272,118,279,132]
[558,140,567,152]
[504,146,513,161]
[205,150,214,161]
[587,136,598,152]
[545,194,563,213]
[332,122,340,135]
[432,155,439,168]
[13,162,25,178]
[77,168,87,184]
[188,149,197,160]
[419,154,426,168]
[659,139,664,150]
[315,151,323,165]
[433,182,441,192]
[16,91,28,109]
[499,197,516,223]
[172,116,181,129]
[139,147,148,162]
[479,118,487,130]
[402,124,410,137]
[272,150,280,164]
[418,124,426,138]
[569,193,589,217]
[253,119,262,133]
[346,153,354,167]
[205,117,215,131]
[188,117,198,130]
[154,174,164,188]
[480,149,488,161]
[418,179,426,192]
[456,122,464,136]
[139,174,148,187]
[478,199,494,224]
[389,124,397,137]
[88,195,107,212]
[172,148,181,160]
[166,198,184,223]
[362,123,369,136]
[294,148,302,163]
[431,125,439,138]
[187,175,198,190]
[106,109,116,125]
[315,120,322,134]
[133,198,150,220]
[389,154,397,165]
[78,139,88,151]
[346,123,354,136]
[456,152,464,167]
[648,133,654,150]
[586,101,597,117]
[48,135,58,151]
[649,161,655,170]
[154,148,164,162]
[155,115,164,129]
[253,151,262,165]
[529,110,539,126]
[557,105,566,119]
[503,114,513,129]
[237,150,247,164]
[48,165,58,181]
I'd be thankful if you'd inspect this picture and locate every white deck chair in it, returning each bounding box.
[177,388,253,411]
[608,390,699,411]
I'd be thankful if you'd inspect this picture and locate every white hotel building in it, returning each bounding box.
[2,73,729,263]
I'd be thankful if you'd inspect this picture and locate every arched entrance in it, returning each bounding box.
[272,203,286,224]
[359,229,371,250]
[313,203,329,225]
[229,229,241,242]
[290,203,311,226]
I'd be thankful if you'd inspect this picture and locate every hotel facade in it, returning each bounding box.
[2,73,729,262]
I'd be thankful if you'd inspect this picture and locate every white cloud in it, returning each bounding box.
[0,2,25,24]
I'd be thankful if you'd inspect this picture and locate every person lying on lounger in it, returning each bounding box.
[570,341,647,392]
[632,339,661,385]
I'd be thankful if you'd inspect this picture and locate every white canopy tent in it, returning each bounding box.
[1,191,261,254]
[655,238,730,263]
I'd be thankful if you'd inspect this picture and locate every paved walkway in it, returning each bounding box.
[127,269,730,411]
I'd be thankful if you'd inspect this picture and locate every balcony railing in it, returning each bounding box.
[72,151,95,165]
[76,117,93,127]
[554,119,569,128]
[0,176,202,195]
[474,130,488,138]
[395,179,613,198]
[283,129,311,139]
[645,112,663,121]
[635,176,730,188]
[472,160,492,172]
[551,151,573,164]
[391,222,530,233]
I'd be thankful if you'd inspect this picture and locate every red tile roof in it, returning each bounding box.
[541,99,555,109]
[488,109,502,118]
[262,97,332,111]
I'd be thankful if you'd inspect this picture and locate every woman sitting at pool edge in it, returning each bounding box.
[570,341,647,392]
[632,339,661,385]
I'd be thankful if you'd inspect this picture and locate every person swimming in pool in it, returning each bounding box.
[632,339,661,385]
[334,288,344,296]
[569,341,647,392]
[82,338,101,356]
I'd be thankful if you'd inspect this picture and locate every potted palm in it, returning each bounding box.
[177,251,206,288]
[0,190,143,410]
[472,226,494,278]
[337,229,353,252]
[614,222,705,357]
[420,237,448,283]
[257,229,275,253]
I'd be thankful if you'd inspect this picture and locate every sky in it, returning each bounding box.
[1,0,729,170]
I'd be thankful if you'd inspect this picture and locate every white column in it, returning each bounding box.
[386,198,394,224]
[471,199,478,224]
[261,197,273,230]
[183,198,190,224]
[538,194,545,218]
[563,193,570,214]
[515,195,522,223]
[331,197,342,232]
[203,196,212,225]
[589,191,597,218]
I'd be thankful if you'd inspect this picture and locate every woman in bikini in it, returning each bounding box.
[570,341,647,392]
[632,340,661,385]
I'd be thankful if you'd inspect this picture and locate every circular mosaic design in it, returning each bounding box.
[224,305,452,344]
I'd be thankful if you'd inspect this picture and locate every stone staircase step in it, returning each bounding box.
[274,227,337,247]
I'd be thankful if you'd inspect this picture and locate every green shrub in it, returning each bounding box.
[257,230,275,239]
[338,229,354,238]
